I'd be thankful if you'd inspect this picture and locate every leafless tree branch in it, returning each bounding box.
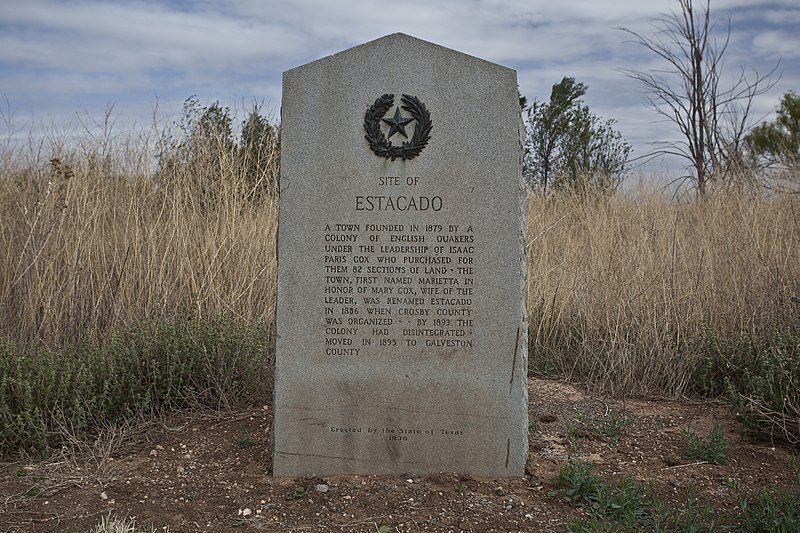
[619,0,780,198]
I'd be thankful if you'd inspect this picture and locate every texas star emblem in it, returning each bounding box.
[364,94,432,161]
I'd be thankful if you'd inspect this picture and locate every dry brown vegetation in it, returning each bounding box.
[0,124,278,350]
[0,118,798,402]
[0,114,798,533]
[526,189,800,396]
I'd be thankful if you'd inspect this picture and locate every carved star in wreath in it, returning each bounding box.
[382,107,414,139]
[364,94,432,160]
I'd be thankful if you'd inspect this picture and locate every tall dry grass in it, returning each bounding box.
[526,189,800,396]
[1,113,797,400]
[0,118,278,350]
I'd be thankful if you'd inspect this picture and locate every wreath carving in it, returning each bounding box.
[364,94,432,160]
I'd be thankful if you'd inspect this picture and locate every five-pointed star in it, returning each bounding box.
[382,107,414,138]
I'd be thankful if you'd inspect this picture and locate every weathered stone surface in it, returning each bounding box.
[273,33,527,477]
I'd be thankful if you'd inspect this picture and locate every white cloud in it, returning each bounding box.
[0,0,797,174]
[753,30,800,59]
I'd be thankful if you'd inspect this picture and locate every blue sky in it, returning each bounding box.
[1,0,798,174]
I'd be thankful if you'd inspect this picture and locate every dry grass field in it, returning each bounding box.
[0,144,278,349]
[0,118,798,457]
[526,189,799,396]
[0,116,798,532]
[2,130,796,366]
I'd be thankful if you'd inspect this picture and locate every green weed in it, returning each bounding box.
[680,424,728,464]
[689,328,800,446]
[528,420,541,440]
[285,486,307,500]
[578,410,635,446]
[555,460,603,506]
[23,486,42,498]
[660,495,717,533]
[737,486,800,532]
[565,425,586,456]
[557,460,649,530]
[235,423,259,449]
[732,469,800,532]
[598,410,634,444]
[0,314,268,458]
[555,449,800,532]
[726,330,800,447]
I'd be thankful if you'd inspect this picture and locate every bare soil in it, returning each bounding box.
[1,378,797,532]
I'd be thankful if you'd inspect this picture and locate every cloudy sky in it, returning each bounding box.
[1,0,798,174]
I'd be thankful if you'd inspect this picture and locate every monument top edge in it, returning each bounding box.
[283,32,516,77]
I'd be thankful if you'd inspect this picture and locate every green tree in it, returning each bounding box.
[240,104,279,199]
[191,100,235,185]
[157,97,234,183]
[157,97,279,203]
[746,91,800,172]
[524,77,630,194]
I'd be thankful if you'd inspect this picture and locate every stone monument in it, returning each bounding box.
[273,33,527,477]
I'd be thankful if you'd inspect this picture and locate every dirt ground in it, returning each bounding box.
[1,378,798,532]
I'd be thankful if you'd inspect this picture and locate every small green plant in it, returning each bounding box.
[564,485,719,533]
[722,477,740,492]
[285,486,307,500]
[235,423,259,448]
[680,424,728,464]
[595,410,635,446]
[552,458,800,532]
[23,486,42,498]
[582,410,635,446]
[593,476,647,527]
[556,459,602,505]
[737,486,800,531]
[556,460,649,530]
[377,525,392,533]
[528,420,541,440]
[793,457,800,487]
[661,495,717,533]
[566,425,586,456]
[726,330,800,447]
[690,328,800,446]
[566,515,618,532]
[454,482,467,494]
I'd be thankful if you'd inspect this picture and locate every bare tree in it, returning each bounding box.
[620,0,779,198]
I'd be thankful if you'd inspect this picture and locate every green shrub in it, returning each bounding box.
[556,457,800,532]
[687,327,800,447]
[680,424,729,464]
[726,331,800,447]
[578,410,635,446]
[687,326,754,399]
[738,486,800,532]
[556,460,648,529]
[556,459,603,506]
[0,314,269,458]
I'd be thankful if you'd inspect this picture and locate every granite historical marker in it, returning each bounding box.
[273,33,528,477]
